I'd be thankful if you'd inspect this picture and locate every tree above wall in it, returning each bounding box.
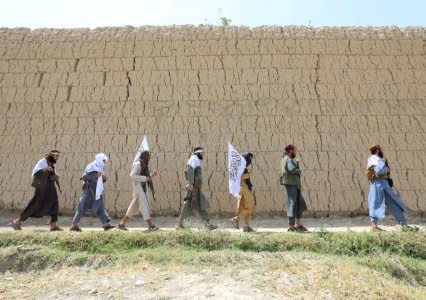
[203,8,232,26]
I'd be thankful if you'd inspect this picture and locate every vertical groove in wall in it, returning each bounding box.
[0,26,425,216]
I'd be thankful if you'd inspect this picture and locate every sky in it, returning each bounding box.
[0,0,425,29]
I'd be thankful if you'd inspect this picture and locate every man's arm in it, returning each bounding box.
[187,165,195,192]
[287,158,301,175]
[129,163,150,183]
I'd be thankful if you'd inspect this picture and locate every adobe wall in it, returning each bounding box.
[0,26,425,216]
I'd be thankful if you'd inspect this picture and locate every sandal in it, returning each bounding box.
[50,226,63,231]
[103,224,115,231]
[10,222,22,231]
[401,225,419,232]
[231,218,240,229]
[296,225,309,233]
[148,225,159,231]
[206,223,218,231]
[243,226,255,232]
[117,224,128,231]
[371,226,384,232]
[70,226,82,232]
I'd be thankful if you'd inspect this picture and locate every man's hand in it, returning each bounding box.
[44,166,53,172]
[150,169,158,177]
[102,175,107,182]
[189,184,195,193]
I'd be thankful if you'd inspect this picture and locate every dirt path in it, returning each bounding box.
[1,212,425,233]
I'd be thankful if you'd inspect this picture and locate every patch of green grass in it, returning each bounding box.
[0,231,424,258]
[357,254,426,286]
[0,230,425,287]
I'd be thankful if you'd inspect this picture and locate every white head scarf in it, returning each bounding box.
[82,153,108,200]
[85,153,108,174]
[367,154,381,168]
[187,154,201,169]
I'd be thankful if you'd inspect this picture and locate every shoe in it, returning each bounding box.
[50,226,63,231]
[148,225,159,231]
[206,223,218,230]
[371,225,384,232]
[296,225,309,233]
[287,227,297,232]
[243,226,255,232]
[117,224,128,231]
[70,226,82,232]
[10,222,22,231]
[103,224,115,231]
[176,224,185,230]
[231,218,240,229]
[401,225,419,232]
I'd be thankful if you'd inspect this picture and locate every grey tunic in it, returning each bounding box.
[72,171,110,224]
[282,156,307,218]
[178,155,210,222]
[184,165,210,211]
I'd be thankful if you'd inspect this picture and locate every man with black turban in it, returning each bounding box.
[11,150,62,231]
[117,150,158,231]
[176,146,217,230]
[281,144,308,232]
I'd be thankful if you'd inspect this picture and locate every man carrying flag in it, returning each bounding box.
[117,136,159,231]
[176,146,217,230]
[228,143,255,232]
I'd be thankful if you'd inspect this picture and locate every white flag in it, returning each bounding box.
[95,176,104,200]
[228,142,247,197]
[133,135,150,163]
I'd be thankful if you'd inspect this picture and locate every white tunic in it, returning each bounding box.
[125,161,151,220]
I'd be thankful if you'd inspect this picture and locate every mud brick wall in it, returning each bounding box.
[0,26,425,217]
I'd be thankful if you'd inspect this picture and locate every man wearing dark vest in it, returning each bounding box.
[281,144,308,232]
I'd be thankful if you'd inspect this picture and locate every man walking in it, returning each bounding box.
[366,144,417,232]
[231,152,255,232]
[117,150,158,231]
[11,150,62,231]
[176,146,217,230]
[70,153,114,231]
[281,144,308,232]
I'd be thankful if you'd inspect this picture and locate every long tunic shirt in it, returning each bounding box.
[178,154,211,222]
[72,171,110,224]
[367,156,407,224]
[125,161,152,220]
[281,156,307,217]
[20,158,59,222]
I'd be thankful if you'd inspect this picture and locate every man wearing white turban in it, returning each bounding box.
[176,146,217,230]
[11,150,62,231]
[70,153,114,231]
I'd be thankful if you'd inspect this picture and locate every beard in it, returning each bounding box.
[196,153,203,160]
[46,155,56,164]
[378,150,384,158]
[290,152,296,158]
